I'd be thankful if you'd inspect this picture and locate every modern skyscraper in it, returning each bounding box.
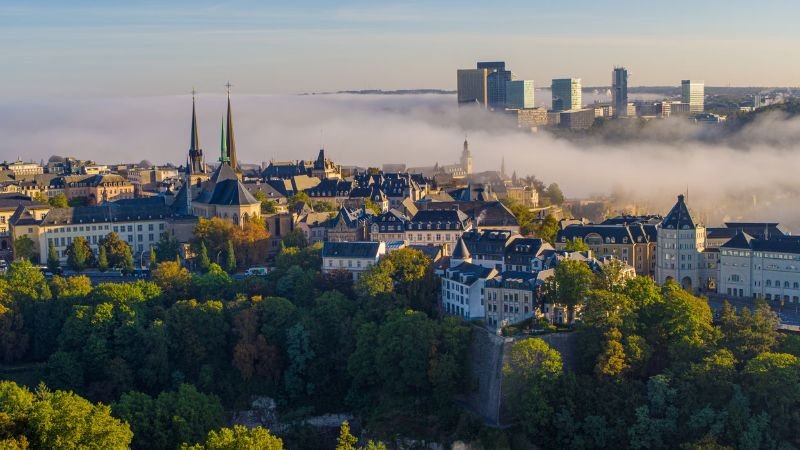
[477,61,512,110]
[681,80,705,113]
[505,80,535,109]
[457,69,488,108]
[612,67,628,117]
[551,78,582,111]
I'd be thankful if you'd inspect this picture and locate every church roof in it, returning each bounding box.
[661,194,696,230]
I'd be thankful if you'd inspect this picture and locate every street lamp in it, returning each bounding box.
[216,250,223,266]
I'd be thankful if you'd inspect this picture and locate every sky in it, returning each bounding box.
[2,0,800,98]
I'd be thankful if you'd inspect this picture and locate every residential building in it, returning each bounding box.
[484,271,538,328]
[63,174,135,205]
[681,80,705,113]
[441,241,498,319]
[506,186,539,208]
[718,233,800,303]
[556,221,657,277]
[321,241,385,280]
[505,80,535,109]
[5,160,43,178]
[369,210,410,243]
[612,67,628,117]
[457,69,488,108]
[0,196,50,260]
[326,206,374,242]
[551,78,582,111]
[406,209,472,250]
[459,229,520,271]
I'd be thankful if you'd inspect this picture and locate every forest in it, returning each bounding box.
[0,232,799,449]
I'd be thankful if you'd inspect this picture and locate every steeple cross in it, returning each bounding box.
[225,82,232,95]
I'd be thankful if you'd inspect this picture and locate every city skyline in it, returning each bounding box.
[3,1,800,98]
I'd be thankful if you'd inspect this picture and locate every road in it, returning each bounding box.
[705,293,800,326]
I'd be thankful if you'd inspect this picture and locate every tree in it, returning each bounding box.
[121,244,135,274]
[284,323,315,399]
[197,241,211,273]
[254,191,279,215]
[364,198,382,214]
[287,192,310,210]
[12,235,35,261]
[543,259,595,323]
[99,232,131,268]
[46,240,60,272]
[545,183,565,205]
[0,303,29,363]
[152,261,192,302]
[532,214,559,242]
[231,306,281,382]
[149,246,157,267]
[336,421,358,450]
[66,236,93,271]
[225,241,236,273]
[155,232,179,263]
[115,384,224,450]
[717,302,779,361]
[281,228,308,249]
[193,263,232,301]
[595,327,628,378]
[0,380,132,449]
[48,193,69,208]
[165,301,228,380]
[97,246,109,271]
[565,238,589,252]
[503,338,563,434]
[182,425,284,450]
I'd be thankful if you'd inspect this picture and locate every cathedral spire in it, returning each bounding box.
[190,90,200,152]
[219,117,229,164]
[188,89,205,174]
[225,82,237,170]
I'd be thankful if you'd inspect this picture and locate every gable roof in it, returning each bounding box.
[322,241,382,259]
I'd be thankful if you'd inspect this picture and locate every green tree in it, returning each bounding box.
[281,228,308,249]
[595,327,628,378]
[165,300,228,380]
[155,232,180,262]
[152,260,192,303]
[717,302,779,361]
[115,383,225,450]
[48,193,69,208]
[149,246,158,267]
[182,425,284,450]
[254,190,279,215]
[532,214,559,242]
[193,263,232,301]
[545,182,565,205]
[46,240,60,273]
[225,239,237,273]
[97,245,109,271]
[0,380,132,449]
[284,323,315,400]
[503,338,563,435]
[287,192,310,210]
[12,235,35,261]
[543,259,595,323]
[364,198,382,214]
[66,236,93,271]
[565,238,589,252]
[197,241,211,273]
[121,244,135,274]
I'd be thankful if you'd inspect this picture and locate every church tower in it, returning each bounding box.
[460,138,473,175]
[225,83,238,172]
[188,92,206,174]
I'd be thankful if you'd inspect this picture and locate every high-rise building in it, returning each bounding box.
[681,80,705,113]
[478,61,512,110]
[505,80,535,109]
[457,69,488,108]
[612,67,628,117]
[551,78,582,111]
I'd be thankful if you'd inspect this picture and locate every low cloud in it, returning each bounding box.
[2,93,800,231]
